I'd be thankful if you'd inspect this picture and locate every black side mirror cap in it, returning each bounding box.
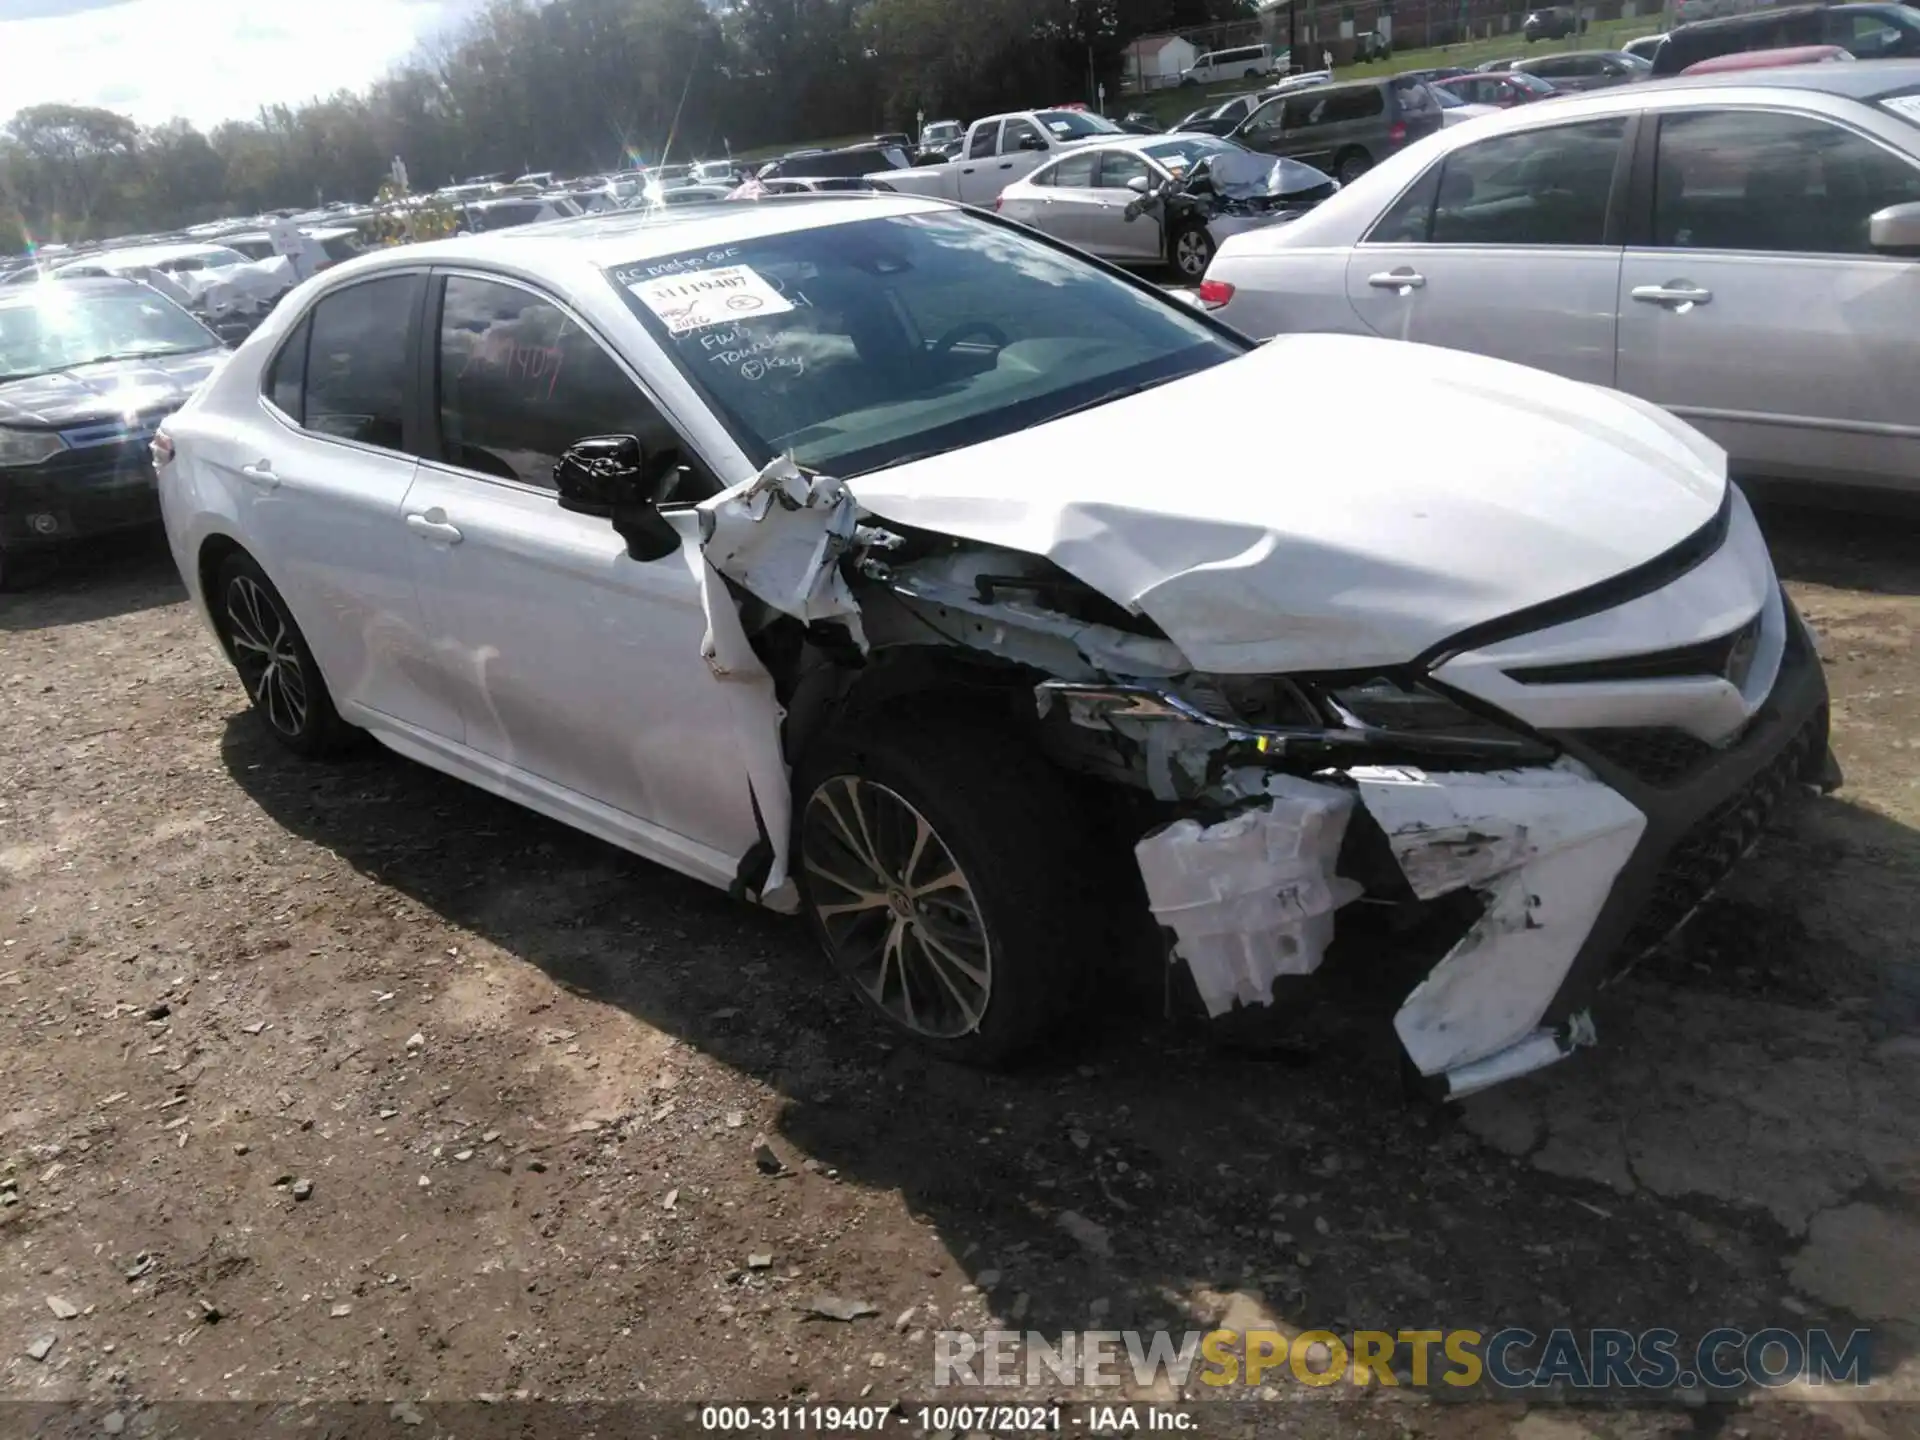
[554,434,683,562]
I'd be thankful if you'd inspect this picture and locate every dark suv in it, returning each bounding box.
[1233,77,1443,184]
[1524,6,1587,39]
[1650,2,1920,72]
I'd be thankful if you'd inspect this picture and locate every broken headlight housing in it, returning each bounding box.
[1185,672,1556,764]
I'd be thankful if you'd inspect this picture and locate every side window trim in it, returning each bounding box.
[421,264,714,500]
[1628,102,1920,257]
[258,269,429,458]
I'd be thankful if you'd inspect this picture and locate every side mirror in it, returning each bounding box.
[1868,200,1920,255]
[1019,133,1049,151]
[1126,174,1152,195]
[554,434,682,562]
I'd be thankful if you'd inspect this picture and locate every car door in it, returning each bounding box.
[398,269,761,862]
[1278,91,1346,171]
[207,271,465,741]
[1085,150,1166,259]
[954,121,1002,205]
[1615,105,1920,493]
[1343,114,1632,387]
[1019,150,1100,246]
[1236,94,1290,156]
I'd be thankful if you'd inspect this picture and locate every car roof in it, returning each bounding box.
[0,275,150,308]
[1625,54,1920,97]
[1668,1,1897,33]
[55,241,241,268]
[348,193,955,272]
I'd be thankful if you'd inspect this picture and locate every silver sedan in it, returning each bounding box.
[994,133,1255,279]
[1202,63,1920,498]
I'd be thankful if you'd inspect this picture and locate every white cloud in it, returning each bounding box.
[0,0,483,131]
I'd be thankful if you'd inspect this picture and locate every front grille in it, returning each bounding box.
[1621,708,1824,958]
[1507,608,1764,687]
[1574,727,1716,786]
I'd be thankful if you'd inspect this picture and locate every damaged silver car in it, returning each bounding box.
[155,194,1837,1098]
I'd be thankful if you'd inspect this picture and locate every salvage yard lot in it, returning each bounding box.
[2,503,1918,1424]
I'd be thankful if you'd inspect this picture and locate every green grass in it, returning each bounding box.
[739,15,1669,159]
[1131,15,1666,123]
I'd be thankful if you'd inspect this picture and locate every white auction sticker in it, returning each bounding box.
[630,264,794,335]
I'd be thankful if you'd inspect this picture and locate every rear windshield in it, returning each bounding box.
[608,209,1242,475]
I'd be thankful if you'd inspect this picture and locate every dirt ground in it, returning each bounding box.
[2,502,1917,1438]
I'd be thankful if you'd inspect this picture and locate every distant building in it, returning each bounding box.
[1121,33,1200,90]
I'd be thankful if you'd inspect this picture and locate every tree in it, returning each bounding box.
[4,104,140,228]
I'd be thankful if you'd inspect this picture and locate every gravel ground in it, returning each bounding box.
[1,505,1917,1438]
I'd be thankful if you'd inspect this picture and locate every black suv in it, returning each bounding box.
[1524,6,1588,40]
[1234,76,1443,184]
[1650,1,1920,72]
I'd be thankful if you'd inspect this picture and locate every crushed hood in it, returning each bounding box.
[845,334,1727,673]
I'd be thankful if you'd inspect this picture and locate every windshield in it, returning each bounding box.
[0,287,215,380]
[609,209,1242,475]
[1619,51,1654,70]
[924,122,961,140]
[1036,109,1124,140]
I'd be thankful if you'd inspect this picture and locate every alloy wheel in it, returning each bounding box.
[225,574,309,738]
[801,775,993,1039]
[1175,229,1213,279]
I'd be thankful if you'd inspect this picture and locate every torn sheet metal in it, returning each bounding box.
[665,506,800,914]
[1350,762,1645,1083]
[1134,775,1361,1017]
[696,455,867,650]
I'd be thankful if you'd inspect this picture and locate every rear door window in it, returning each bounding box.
[301,274,420,449]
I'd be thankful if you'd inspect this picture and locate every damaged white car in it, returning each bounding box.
[154,194,1836,1098]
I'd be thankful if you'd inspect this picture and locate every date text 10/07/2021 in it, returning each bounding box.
[699,1406,1187,1432]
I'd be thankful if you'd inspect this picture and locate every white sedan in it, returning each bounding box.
[994,133,1332,280]
[154,193,1833,1097]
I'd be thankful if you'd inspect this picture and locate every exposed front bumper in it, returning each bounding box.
[1,450,163,555]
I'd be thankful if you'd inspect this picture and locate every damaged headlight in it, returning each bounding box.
[1186,672,1555,762]
[1316,675,1554,760]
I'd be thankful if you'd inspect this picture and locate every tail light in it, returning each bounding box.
[993,195,1004,211]
[150,430,175,469]
[1389,121,1408,143]
[1196,278,1234,310]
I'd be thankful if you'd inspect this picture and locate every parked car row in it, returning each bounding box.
[1200,61,1920,500]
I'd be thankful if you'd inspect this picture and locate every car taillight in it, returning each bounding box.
[993,195,1004,211]
[1389,121,1408,143]
[1196,278,1234,310]
[150,431,175,469]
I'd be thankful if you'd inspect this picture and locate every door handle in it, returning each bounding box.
[239,460,278,490]
[999,161,1014,169]
[1367,269,1425,292]
[405,512,464,545]
[1631,283,1712,309]
[961,166,975,174]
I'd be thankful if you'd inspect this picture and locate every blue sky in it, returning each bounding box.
[0,0,487,130]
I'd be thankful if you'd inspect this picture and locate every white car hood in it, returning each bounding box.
[845,333,1727,673]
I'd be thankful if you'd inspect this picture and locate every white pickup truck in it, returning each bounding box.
[876,109,1128,206]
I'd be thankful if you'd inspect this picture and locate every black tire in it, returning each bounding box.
[1334,149,1373,185]
[213,550,355,759]
[1168,218,1216,282]
[792,715,1105,1067]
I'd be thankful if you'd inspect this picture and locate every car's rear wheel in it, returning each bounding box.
[1335,149,1374,185]
[215,551,354,758]
[1169,220,1216,282]
[793,716,1103,1066]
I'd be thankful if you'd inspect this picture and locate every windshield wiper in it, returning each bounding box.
[75,349,200,365]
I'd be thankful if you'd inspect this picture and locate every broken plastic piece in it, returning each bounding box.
[1351,763,1645,1078]
[696,455,868,650]
[1134,776,1362,1017]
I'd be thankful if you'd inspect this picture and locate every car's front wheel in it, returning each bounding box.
[793,716,1103,1066]
[215,550,354,758]
[1169,220,1216,281]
